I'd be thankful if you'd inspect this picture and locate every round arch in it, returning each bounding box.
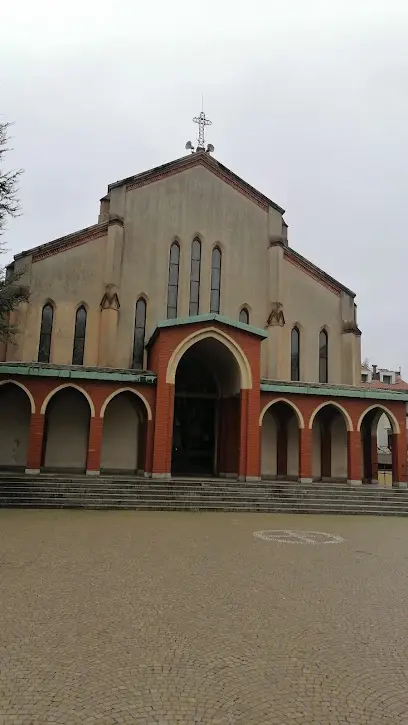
[309,401,353,432]
[357,404,400,434]
[166,327,252,389]
[100,388,152,420]
[40,384,96,417]
[0,379,36,414]
[259,398,305,428]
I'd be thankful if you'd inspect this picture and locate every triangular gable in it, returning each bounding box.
[108,152,285,215]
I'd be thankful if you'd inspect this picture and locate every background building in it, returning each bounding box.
[361,363,408,484]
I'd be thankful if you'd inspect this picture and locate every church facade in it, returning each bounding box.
[1,149,407,485]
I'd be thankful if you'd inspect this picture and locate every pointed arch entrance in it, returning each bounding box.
[171,336,243,476]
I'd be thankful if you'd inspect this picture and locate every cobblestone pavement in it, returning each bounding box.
[1,511,408,724]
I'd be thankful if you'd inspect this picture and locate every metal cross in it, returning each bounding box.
[193,110,212,148]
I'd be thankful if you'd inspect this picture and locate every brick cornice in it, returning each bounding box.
[27,223,109,263]
[283,247,355,298]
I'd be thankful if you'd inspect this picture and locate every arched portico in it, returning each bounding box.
[310,403,348,481]
[260,400,301,479]
[0,382,32,469]
[358,405,403,486]
[100,391,149,474]
[42,386,92,472]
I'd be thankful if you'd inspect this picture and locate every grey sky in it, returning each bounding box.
[1,0,407,371]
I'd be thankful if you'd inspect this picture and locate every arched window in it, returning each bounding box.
[291,326,300,381]
[189,238,201,316]
[38,303,54,363]
[319,329,328,383]
[72,306,87,365]
[239,307,249,325]
[210,246,222,313]
[132,297,147,369]
[167,241,180,319]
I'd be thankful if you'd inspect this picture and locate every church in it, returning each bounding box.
[1,115,407,486]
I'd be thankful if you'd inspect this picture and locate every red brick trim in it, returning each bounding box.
[32,225,108,263]
[284,249,341,296]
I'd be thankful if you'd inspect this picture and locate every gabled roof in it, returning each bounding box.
[108,151,285,214]
[146,313,268,348]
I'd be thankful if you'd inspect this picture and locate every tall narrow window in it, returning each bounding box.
[132,297,147,369]
[72,306,87,365]
[189,238,201,316]
[167,241,180,319]
[319,329,328,383]
[210,246,222,313]
[38,303,54,363]
[291,326,300,381]
[239,307,249,325]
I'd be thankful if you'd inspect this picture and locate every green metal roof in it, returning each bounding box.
[1,363,406,402]
[260,379,408,402]
[0,362,157,384]
[146,313,267,348]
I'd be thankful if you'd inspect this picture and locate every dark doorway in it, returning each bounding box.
[172,350,218,476]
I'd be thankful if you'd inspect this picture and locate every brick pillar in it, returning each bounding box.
[238,388,261,482]
[347,430,362,485]
[370,435,379,483]
[238,390,248,480]
[152,382,174,478]
[144,419,154,477]
[25,414,45,474]
[321,424,332,479]
[299,427,313,483]
[391,432,406,488]
[86,416,103,475]
[246,387,261,481]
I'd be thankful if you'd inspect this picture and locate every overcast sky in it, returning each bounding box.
[1,0,407,371]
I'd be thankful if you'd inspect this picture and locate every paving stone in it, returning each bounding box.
[0,510,408,723]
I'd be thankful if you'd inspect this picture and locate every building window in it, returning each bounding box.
[210,246,222,313]
[383,375,392,385]
[291,326,300,381]
[387,431,393,450]
[38,303,54,363]
[72,306,87,365]
[167,241,180,319]
[189,238,201,316]
[319,329,328,383]
[239,307,249,325]
[132,297,147,369]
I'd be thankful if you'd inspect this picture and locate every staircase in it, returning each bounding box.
[1,475,408,516]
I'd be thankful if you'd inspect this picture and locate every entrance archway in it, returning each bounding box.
[260,401,300,479]
[171,337,242,476]
[359,406,399,484]
[101,391,148,474]
[0,383,32,469]
[311,404,348,481]
[42,386,91,472]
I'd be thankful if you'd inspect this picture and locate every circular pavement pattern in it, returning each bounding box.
[1,510,408,724]
[253,529,345,544]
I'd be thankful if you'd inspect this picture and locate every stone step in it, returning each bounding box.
[1,487,408,503]
[2,491,408,507]
[2,492,408,509]
[0,499,407,516]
